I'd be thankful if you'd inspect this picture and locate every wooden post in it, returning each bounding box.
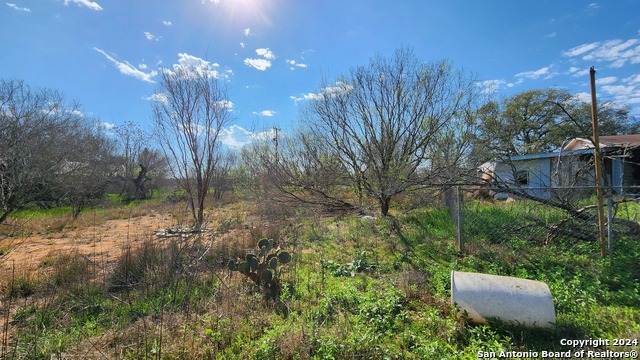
[590,67,607,257]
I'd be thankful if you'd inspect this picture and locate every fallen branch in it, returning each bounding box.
[524,216,595,243]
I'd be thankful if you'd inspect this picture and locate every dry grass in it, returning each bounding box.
[2,193,634,358]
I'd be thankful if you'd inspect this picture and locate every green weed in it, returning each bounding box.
[2,198,638,359]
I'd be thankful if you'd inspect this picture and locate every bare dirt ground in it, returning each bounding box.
[0,203,261,351]
[0,211,179,350]
[0,212,174,275]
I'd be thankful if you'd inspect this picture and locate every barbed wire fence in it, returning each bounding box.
[444,185,640,263]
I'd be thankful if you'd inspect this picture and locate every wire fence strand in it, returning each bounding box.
[443,185,640,263]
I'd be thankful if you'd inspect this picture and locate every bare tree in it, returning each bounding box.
[241,129,354,212]
[210,151,236,202]
[0,79,87,223]
[115,121,167,200]
[64,125,117,218]
[152,64,231,228]
[302,48,477,216]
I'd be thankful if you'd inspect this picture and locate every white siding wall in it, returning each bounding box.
[492,158,552,199]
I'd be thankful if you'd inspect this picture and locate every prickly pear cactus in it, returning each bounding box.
[227,238,292,293]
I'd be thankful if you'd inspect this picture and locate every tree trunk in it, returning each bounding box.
[0,211,10,224]
[133,164,149,199]
[196,195,206,229]
[186,187,197,229]
[71,199,84,219]
[380,195,392,217]
[195,176,206,229]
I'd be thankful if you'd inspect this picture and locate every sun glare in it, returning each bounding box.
[209,0,273,26]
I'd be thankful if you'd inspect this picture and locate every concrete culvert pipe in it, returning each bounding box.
[451,271,556,328]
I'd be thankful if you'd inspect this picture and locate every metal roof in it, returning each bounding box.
[563,134,640,151]
[510,149,593,162]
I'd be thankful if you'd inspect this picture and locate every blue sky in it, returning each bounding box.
[2,0,640,148]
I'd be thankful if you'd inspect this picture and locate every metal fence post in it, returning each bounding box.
[607,188,613,261]
[455,186,464,253]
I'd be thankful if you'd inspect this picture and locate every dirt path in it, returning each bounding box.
[0,213,174,274]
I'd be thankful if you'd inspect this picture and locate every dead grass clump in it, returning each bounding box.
[394,269,453,319]
[2,270,40,299]
[395,270,430,301]
[256,199,298,223]
[75,315,179,359]
[249,222,284,244]
[40,250,91,288]
[206,234,252,270]
[273,323,311,360]
[8,214,71,236]
[109,240,168,292]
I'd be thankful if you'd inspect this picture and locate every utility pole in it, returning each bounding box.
[273,126,280,165]
[590,66,607,257]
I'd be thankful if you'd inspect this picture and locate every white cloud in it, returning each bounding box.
[602,85,636,96]
[244,58,271,71]
[244,27,253,37]
[177,53,219,69]
[163,20,172,27]
[64,109,84,117]
[476,79,506,94]
[583,39,640,67]
[291,81,353,103]
[563,43,600,57]
[515,66,552,80]
[240,42,245,49]
[138,63,148,69]
[164,53,221,79]
[286,59,308,70]
[627,97,640,105]
[256,48,275,60]
[245,48,276,70]
[217,100,234,110]
[253,110,275,117]
[145,93,168,104]
[63,0,102,11]
[597,76,617,85]
[583,73,640,110]
[601,84,640,106]
[624,74,640,85]
[219,126,252,148]
[6,3,30,12]
[144,31,161,41]
[587,2,600,10]
[41,105,84,118]
[100,121,115,130]
[219,125,275,149]
[94,47,157,83]
[545,32,557,38]
[96,121,116,136]
[290,93,322,103]
[574,92,591,103]
[569,67,590,78]
[563,38,640,68]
